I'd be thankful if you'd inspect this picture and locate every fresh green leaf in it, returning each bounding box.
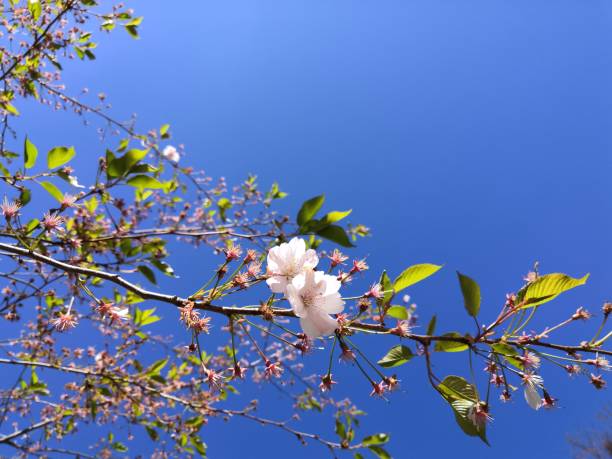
[321,209,352,225]
[24,137,38,169]
[107,148,148,178]
[457,272,481,317]
[377,345,413,368]
[435,333,469,352]
[386,305,408,320]
[137,265,157,285]
[426,315,437,335]
[362,433,389,446]
[297,194,325,226]
[317,224,354,247]
[368,445,391,459]
[520,273,589,308]
[127,175,167,190]
[393,263,442,293]
[38,181,63,202]
[47,146,75,169]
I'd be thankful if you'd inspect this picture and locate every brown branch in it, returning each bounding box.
[0,0,78,82]
[0,241,608,357]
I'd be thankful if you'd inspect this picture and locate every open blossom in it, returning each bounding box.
[319,374,337,392]
[60,194,78,208]
[1,197,20,220]
[266,237,318,294]
[286,269,344,339]
[520,351,541,370]
[364,283,383,299]
[109,306,130,323]
[42,211,64,232]
[51,312,78,332]
[522,373,544,410]
[467,402,493,430]
[162,145,180,162]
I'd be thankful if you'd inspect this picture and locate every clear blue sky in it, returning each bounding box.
[12,0,612,457]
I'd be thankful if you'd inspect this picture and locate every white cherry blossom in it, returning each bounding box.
[162,145,180,163]
[266,237,319,294]
[286,269,344,338]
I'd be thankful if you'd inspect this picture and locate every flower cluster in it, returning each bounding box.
[265,237,344,338]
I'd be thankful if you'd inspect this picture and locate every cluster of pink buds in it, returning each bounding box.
[178,301,211,333]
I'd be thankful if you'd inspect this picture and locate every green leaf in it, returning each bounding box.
[457,272,481,317]
[28,0,41,21]
[111,442,128,452]
[520,273,589,308]
[321,209,352,225]
[38,181,63,202]
[377,270,394,308]
[190,435,207,456]
[435,333,469,352]
[368,445,391,459]
[146,357,168,376]
[217,197,232,222]
[393,263,442,293]
[317,224,354,247]
[47,146,75,169]
[25,219,39,234]
[19,188,31,207]
[137,265,157,285]
[490,343,523,369]
[386,305,408,320]
[426,315,437,336]
[297,194,325,226]
[160,123,170,139]
[438,375,478,402]
[377,345,413,368]
[107,148,148,178]
[24,137,38,169]
[362,433,390,446]
[127,175,167,191]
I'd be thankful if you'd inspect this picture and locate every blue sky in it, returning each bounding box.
[10,0,612,457]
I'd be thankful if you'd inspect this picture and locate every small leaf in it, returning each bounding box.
[107,148,148,178]
[368,445,391,459]
[24,137,38,169]
[490,343,523,369]
[521,273,589,308]
[317,224,354,247]
[362,433,390,446]
[297,194,325,226]
[426,315,437,335]
[457,272,481,317]
[38,181,63,202]
[321,209,352,225]
[435,333,469,352]
[47,146,75,169]
[386,305,408,320]
[393,263,442,293]
[377,345,413,368]
[137,265,157,285]
[127,175,166,190]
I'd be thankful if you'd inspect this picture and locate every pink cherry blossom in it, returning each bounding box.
[266,237,319,294]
